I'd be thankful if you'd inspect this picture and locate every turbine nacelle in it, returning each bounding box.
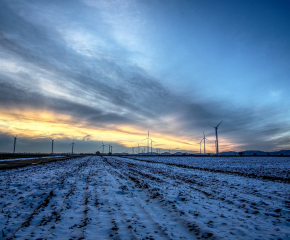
[211,120,223,129]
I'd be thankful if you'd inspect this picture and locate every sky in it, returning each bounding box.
[0,0,290,154]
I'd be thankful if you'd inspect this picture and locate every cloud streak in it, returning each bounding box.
[0,0,289,153]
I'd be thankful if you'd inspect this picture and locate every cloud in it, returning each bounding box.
[0,0,289,153]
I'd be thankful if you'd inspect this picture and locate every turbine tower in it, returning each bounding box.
[100,141,107,155]
[137,142,140,154]
[203,132,207,154]
[132,146,135,154]
[51,139,55,154]
[142,131,151,154]
[69,141,75,155]
[13,135,17,153]
[211,120,223,155]
[150,139,155,155]
[108,144,111,153]
[199,139,203,154]
[110,145,113,154]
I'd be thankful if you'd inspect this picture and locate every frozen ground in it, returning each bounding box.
[0,156,65,162]
[130,156,290,181]
[0,156,289,239]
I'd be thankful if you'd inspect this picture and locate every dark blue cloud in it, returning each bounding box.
[0,0,289,153]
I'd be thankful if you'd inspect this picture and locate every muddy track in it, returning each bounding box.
[0,157,90,214]
[5,189,56,239]
[1,157,92,239]
[101,157,199,239]
[103,157,219,239]
[105,156,290,239]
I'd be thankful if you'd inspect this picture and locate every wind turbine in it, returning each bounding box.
[12,135,17,153]
[132,145,135,154]
[150,139,155,155]
[69,141,75,155]
[199,139,203,154]
[108,144,113,154]
[202,132,207,154]
[142,131,151,154]
[51,139,55,154]
[108,144,110,153]
[211,120,223,155]
[100,141,107,155]
[137,142,140,154]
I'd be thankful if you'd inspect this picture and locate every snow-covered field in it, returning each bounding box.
[129,156,290,181]
[0,156,66,162]
[0,156,289,239]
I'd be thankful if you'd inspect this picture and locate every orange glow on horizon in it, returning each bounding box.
[0,108,236,152]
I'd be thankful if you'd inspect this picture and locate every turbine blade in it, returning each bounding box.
[216,120,223,128]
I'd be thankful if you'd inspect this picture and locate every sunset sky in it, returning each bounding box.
[0,0,290,154]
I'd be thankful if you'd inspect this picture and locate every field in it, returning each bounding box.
[0,156,289,239]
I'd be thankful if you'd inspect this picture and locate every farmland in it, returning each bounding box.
[0,156,289,239]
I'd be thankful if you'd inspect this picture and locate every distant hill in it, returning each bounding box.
[220,150,290,156]
[243,150,268,155]
[219,151,238,155]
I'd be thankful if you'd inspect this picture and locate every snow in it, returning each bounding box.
[128,156,290,181]
[0,156,289,239]
[0,156,65,162]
